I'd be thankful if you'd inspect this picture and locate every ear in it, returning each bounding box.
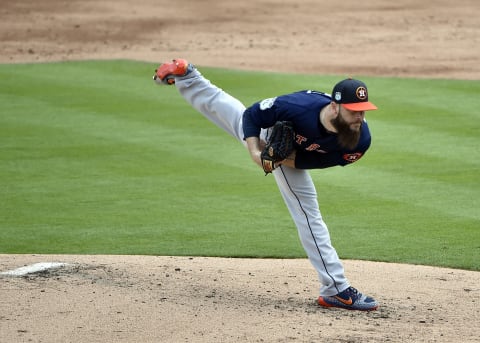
[330,102,340,117]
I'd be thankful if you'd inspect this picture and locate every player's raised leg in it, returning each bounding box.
[154,59,246,143]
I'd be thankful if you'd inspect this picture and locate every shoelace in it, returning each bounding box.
[341,286,360,300]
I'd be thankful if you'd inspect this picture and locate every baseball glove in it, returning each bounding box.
[261,121,295,174]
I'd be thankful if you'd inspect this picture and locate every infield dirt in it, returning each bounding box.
[1,0,479,342]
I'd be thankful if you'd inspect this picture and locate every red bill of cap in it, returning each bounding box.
[342,101,378,111]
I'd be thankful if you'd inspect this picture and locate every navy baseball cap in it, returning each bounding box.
[331,78,378,111]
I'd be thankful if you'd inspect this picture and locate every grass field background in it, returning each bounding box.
[1,60,478,271]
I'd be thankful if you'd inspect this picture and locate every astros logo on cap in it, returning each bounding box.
[356,86,367,100]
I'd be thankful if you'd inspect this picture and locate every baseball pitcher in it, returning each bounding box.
[153,59,378,311]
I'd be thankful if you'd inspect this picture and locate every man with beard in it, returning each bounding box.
[153,59,379,311]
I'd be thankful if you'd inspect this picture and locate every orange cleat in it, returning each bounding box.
[153,58,193,85]
[318,286,378,311]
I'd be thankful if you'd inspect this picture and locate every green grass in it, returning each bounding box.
[0,60,478,270]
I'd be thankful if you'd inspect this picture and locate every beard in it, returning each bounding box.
[331,113,362,150]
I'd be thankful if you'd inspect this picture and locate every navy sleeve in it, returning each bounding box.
[242,96,287,139]
[242,106,262,139]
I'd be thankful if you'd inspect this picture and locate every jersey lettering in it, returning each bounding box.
[295,134,307,145]
[305,144,328,153]
[306,143,321,151]
[296,135,329,153]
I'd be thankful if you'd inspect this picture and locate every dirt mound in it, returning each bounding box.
[2,255,479,342]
